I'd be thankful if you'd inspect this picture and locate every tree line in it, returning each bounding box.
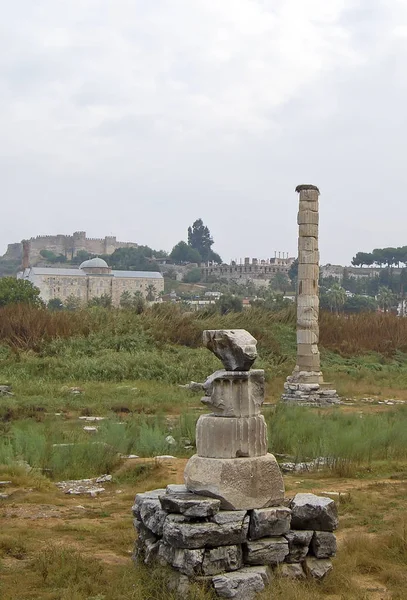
[352,246,407,268]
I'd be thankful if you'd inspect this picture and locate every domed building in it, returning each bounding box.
[18,256,163,307]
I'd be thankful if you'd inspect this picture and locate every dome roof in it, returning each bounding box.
[79,257,109,269]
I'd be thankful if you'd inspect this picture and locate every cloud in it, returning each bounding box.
[1,0,407,263]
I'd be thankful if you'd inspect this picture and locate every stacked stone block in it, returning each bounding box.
[133,490,338,599]
[282,185,339,406]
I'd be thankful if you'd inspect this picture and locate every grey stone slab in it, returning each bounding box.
[132,488,166,519]
[290,493,338,531]
[158,542,204,577]
[162,513,249,549]
[284,530,313,563]
[244,536,289,565]
[212,570,265,599]
[160,492,221,517]
[166,484,188,495]
[202,545,243,576]
[139,498,167,536]
[249,506,291,539]
[311,531,337,558]
[279,563,306,579]
[304,557,333,580]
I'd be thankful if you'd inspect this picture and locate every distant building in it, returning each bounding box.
[18,258,163,307]
[3,231,138,265]
[201,255,294,286]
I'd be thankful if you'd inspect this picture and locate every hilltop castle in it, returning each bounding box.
[3,231,138,265]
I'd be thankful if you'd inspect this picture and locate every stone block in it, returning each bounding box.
[212,569,265,599]
[297,295,319,310]
[143,537,160,564]
[297,355,320,371]
[304,557,333,580]
[244,536,289,565]
[139,498,168,536]
[297,210,319,226]
[299,234,318,251]
[311,531,337,558]
[297,264,319,280]
[202,370,265,417]
[290,494,338,531]
[298,250,320,264]
[132,488,166,519]
[196,414,268,459]
[203,330,257,371]
[249,506,291,539]
[166,484,188,494]
[299,188,319,202]
[298,280,319,295]
[202,545,243,575]
[162,512,249,549]
[279,563,306,579]
[299,223,318,238]
[297,343,319,356]
[284,530,313,562]
[184,453,285,510]
[159,492,221,518]
[158,542,204,576]
[297,330,318,345]
[299,200,318,212]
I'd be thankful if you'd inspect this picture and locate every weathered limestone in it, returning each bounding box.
[212,569,266,599]
[202,370,265,418]
[244,537,289,565]
[184,454,284,510]
[303,557,333,580]
[160,492,221,518]
[203,330,257,371]
[290,493,338,532]
[284,530,314,563]
[310,531,337,558]
[282,185,340,406]
[249,507,291,539]
[196,414,268,458]
[162,512,250,549]
[185,329,285,510]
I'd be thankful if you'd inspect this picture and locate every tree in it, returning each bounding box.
[0,278,43,307]
[377,286,395,312]
[64,295,82,310]
[70,250,93,265]
[288,258,298,284]
[170,241,202,264]
[39,249,67,264]
[146,284,157,302]
[119,291,133,308]
[183,268,202,283]
[326,283,347,313]
[47,298,64,311]
[187,219,222,263]
[343,295,377,313]
[104,247,162,272]
[216,294,243,315]
[270,272,290,293]
[88,294,112,308]
[351,252,374,267]
[133,291,146,314]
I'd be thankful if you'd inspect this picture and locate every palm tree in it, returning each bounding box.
[326,283,346,314]
[146,284,157,302]
[377,286,395,313]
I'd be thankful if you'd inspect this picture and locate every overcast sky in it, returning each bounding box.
[1,0,407,265]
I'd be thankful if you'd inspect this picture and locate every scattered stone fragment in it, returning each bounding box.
[212,569,265,599]
[0,494,9,500]
[244,537,289,565]
[304,557,333,580]
[203,329,258,371]
[310,531,337,558]
[0,481,12,486]
[56,478,106,495]
[290,493,338,531]
[284,530,313,563]
[166,484,188,495]
[160,492,221,518]
[0,385,13,396]
[202,545,242,576]
[165,435,177,446]
[79,416,105,422]
[279,563,306,579]
[249,506,291,539]
[95,474,112,484]
[123,454,140,459]
[159,542,205,576]
[69,387,83,394]
[179,381,204,392]
[83,426,98,432]
[154,455,176,460]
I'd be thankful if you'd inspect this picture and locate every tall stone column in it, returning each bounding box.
[282,185,339,406]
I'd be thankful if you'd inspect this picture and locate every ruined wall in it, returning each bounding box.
[2,232,138,265]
